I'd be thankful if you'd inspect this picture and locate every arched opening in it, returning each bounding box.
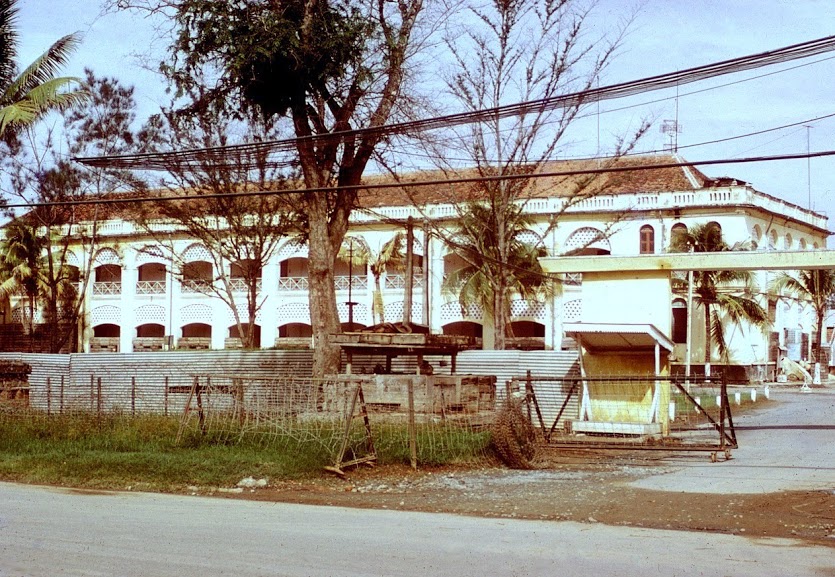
[340,321,367,332]
[178,323,212,350]
[671,299,687,344]
[279,323,312,338]
[90,323,120,353]
[230,260,262,292]
[94,264,121,295]
[564,227,611,256]
[752,224,763,248]
[784,233,793,250]
[443,321,483,339]
[639,225,655,254]
[443,252,468,278]
[137,263,166,294]
[769,229,778,249]
[227,324,261,348]
[66,265,80,283]
[278,257,309,290]
[93,323,120,337]
[182,323,212,338]
[136,323,165,338]
[670,223,688,249]
[507,321,545,350]
[182,261,212,292]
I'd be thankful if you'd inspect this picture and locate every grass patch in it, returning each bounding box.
[0,412,491,491]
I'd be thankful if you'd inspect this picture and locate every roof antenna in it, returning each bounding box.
[661,81,682,153]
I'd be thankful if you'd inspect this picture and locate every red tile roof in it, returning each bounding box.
[18,154,712,225]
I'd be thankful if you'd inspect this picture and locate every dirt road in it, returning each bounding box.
[225,387,835,546]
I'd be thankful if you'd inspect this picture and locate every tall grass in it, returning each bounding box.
[0,411,491,491]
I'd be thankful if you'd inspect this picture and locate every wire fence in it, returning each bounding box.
[5,372,497,469]
[517,373,745,460]
[1,369,768,469]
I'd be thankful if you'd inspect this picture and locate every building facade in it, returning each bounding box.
[3,155,829,374]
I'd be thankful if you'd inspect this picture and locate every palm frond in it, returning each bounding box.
[3,33,81,99]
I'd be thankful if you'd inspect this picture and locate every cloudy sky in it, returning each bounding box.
[15,0,835,226]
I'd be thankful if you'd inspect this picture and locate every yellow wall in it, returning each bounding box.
[581,351,670,435]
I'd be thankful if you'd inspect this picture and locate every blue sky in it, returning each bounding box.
[15,0,835,228]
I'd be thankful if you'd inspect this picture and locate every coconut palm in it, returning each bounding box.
[771,269,835,371]
[369,232,406,325]
[671,222,770,372]
[0,219,45,337]
[0,0,87,137]
[443,203,550,349]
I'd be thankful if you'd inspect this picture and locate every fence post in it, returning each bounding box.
[46,377,51,416]
[131,376,136,417]
[90,375,94,411]
[97,377,103,415]
[408,377,417,470]
[164,376,169,417]
[59,375,64,414]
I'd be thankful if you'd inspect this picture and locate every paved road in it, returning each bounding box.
[0,482,833,577]
[632,388,835,494]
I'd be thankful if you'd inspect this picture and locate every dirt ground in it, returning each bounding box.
[214,448,835,547]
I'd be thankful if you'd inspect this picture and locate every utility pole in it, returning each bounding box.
[804,124,813,209]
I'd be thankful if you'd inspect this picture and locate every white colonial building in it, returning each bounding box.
[3,154,829,377]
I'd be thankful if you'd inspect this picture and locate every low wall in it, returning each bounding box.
[0,349,578,414]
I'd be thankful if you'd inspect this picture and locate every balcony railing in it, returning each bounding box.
[92,282,121,296]
[136,280,166,295]
[334,275,368,291]
[229,278,262,293]
[277,276,310,291]
[385,269,425,289]
[181,279,213,294]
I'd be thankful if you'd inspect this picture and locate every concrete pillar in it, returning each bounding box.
[120,264,137,353]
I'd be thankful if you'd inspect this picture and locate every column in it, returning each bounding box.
[120,264,137,353]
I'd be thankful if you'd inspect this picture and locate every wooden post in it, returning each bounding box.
[59,375,64,414]
[46,377,51,416]
[404,216,414,329]
[90,375,94,411]
[408,377,417,470]
[131,376,136,417]
[96,377,103,415]
[164,376,169,416]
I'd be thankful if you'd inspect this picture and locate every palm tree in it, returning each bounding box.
[771,269,835,379]
[443,203,550,349]
[0,219,45,337]
[671,222,770,375]
[370,232,405,325]
[0,0,87,137]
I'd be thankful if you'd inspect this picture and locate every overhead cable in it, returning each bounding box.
[73,35,835,171]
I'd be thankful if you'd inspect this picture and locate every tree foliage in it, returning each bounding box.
[670,222,770,367]
[434,0,646,349]
[0,0,87,138]
[771,269,835,366]
[136,106,297,348]
[113,0,427,375]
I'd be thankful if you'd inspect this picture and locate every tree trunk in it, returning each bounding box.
[703,304,712,377]
[816,307,826,377]
[307,192,342,378]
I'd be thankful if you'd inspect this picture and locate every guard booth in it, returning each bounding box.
[539,250,835,436]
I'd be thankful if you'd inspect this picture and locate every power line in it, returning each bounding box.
[12,149,835,210]
[73,35,835,171]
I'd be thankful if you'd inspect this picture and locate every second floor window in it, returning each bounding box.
[640,225,655,254]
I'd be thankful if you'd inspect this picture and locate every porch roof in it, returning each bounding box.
[564,322,675,353]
